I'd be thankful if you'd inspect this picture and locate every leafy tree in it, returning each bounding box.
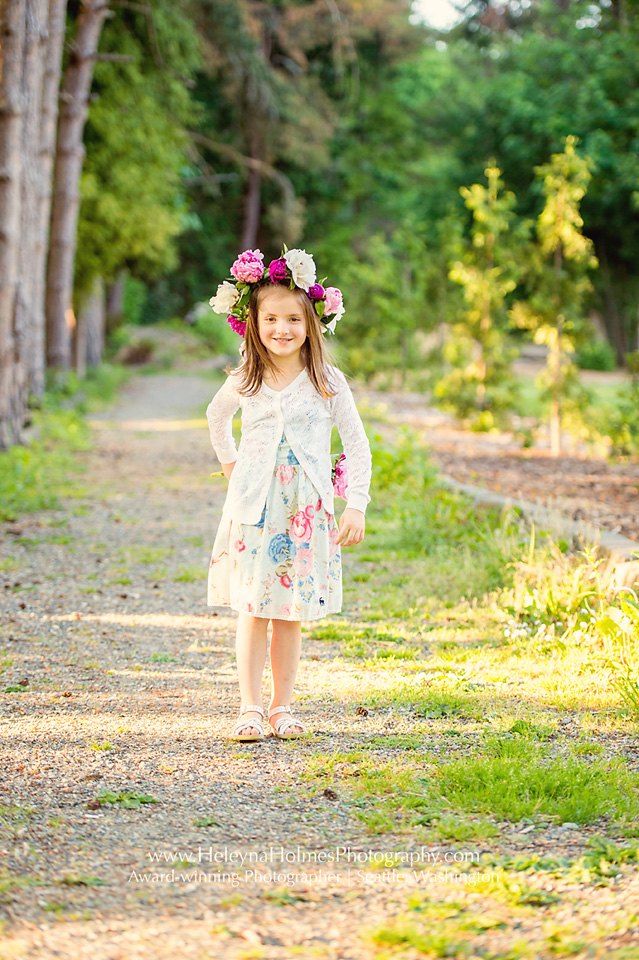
[453,1,639,358]
[75,1,202,310]
[436,164,526,427]
[510,136,597,455]
[329,216,451,381]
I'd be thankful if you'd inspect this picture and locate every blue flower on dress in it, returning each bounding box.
[280,431,299,465]
[254,502,267,529]
[268,533,296,564]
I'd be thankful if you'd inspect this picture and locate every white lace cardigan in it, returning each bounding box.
[206,365,372,525]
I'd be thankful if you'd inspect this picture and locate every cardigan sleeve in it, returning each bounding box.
[206,374,240,464]
[330,368,372,514]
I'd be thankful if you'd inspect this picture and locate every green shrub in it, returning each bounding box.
[575,337,617,371]
[599,351,639,455]
[192,303,240,355]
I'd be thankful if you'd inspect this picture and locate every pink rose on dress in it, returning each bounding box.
[305,504,315,519]
[279,604,292,618]
[333,454,348,499]
[294,546,314,575]
[316,497,322,512]
[231,249,265,283]
[280,573,292,589]
[276,465,295,485]
[234,539,246,552]
[290,510,313,544]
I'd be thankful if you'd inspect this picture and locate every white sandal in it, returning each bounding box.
[231,704,265,742]
[268,705,305,740]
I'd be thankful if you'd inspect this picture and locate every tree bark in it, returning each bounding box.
[79,273,105,367]
[240,124,263,251]
[0,1,27,449]
[105,267,126,333]
[550,320,562,458]
[46,0,110,374]
[16,0,50,404]
[31,0,67,396]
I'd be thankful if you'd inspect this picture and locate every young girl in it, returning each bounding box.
[206,247,372,742]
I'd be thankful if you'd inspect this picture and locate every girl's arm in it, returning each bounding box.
[206,375,240,467]
[330,369,372,516]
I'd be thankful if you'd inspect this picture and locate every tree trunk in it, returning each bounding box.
[46,0,110,374]
[0,1,27,449]
[550,318,563,457]
[81,273,105,367]
[598,247,626,365]
[16,0,50,404]
[31,0,67,396]
[105,267,126,334]
[240,125,263,251]
[73,305,86,377]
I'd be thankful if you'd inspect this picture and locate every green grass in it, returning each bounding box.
[128,545,174,564]
[0,364,128,521]
[174,565,202,582]
[304,736,639,835]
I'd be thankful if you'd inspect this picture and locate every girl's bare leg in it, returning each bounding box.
[235,612,269,734]
[269,618,303,733]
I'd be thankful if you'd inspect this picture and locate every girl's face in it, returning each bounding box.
[257,286,307,364]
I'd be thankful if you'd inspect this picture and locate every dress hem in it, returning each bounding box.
[207,599,342,621]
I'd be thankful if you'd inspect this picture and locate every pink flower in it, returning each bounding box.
[324,286,343,315]
[333,454,348,499]
[234,539,246,552]
[307,283,325,301]
[276,465,295,485]
[305,504,315,519]
[316,497,322,512]
[231,249,265,283]
[294,546,314,575]
[268,257,288,283]
[228,314,246,336]
[279,604,292,617]
[280,573,292,589]
[290,510,313,544]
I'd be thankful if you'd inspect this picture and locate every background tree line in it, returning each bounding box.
[1,0,638,450]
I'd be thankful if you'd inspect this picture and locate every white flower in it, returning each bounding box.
[284,248,316,291]
[209,281,239,315]
[323,316,338,334]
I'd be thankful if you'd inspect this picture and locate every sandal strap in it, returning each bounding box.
[269,705,291,719]
[240,704,264,717]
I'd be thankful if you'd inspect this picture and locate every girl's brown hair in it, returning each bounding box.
[230,282,338,399]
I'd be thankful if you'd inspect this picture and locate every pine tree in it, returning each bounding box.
[511,136,597,456]
[437,164,524,428]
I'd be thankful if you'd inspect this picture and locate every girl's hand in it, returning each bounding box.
[221,461,236,481]
[336,507,365,547]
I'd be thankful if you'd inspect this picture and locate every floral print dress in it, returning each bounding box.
[207,431,342,620]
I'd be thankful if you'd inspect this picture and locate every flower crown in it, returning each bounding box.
[208,245,344,337]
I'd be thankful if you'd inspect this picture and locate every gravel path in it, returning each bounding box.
[0,370,429,958]
[2,368,639,959]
